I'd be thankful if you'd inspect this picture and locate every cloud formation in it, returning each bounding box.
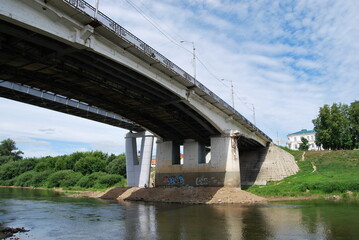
[1,0,358,156]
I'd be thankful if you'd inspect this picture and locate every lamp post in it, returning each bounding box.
[252,104,256,126]
[221,79,235,109]
[180,40,196,81]
[94,0,100,19]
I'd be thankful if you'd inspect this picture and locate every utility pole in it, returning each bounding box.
[180,40,196,81]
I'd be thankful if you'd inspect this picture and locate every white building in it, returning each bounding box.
[287,129,321,150]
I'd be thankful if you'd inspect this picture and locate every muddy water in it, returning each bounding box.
[1,188,359,240]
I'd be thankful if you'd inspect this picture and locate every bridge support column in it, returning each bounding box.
[125,131,154,187]
[155,131,241,187]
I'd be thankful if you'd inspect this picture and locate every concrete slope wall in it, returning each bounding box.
[240,144,299,185]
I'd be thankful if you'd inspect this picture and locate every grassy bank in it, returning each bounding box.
[245,149,359,198]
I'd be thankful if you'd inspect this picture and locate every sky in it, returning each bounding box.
[1,0,358,157]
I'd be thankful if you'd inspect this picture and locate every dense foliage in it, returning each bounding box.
[0,138,23,164]
[246,148,359,197]
[298,137,309,151]
[0,139,127,189]
[312,101,359,150]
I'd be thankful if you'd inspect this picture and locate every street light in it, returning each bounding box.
[94,0,100,19]
[180,40,196,81]
[221,79,235,109]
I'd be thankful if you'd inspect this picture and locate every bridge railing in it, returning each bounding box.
[63,0,271,142]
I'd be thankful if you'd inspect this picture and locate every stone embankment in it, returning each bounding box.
[66,187,266,204]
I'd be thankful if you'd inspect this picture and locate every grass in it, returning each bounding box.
[245,149,359,198]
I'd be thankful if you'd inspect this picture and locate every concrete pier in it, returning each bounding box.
[155,131,241,187]
[125,131,154,187]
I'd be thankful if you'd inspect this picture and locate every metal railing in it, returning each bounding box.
[62,0,272,142]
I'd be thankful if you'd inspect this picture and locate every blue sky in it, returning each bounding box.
[1,0,358,157]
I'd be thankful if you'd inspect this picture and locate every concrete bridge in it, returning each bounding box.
[0,0,298,187]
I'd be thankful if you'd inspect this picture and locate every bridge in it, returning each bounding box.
[0,0,298,187]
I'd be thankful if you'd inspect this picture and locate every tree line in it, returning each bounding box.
[312,101,359,150]
[0,138,127,189]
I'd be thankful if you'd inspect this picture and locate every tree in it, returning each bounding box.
[313,104,332,149]
[298,137,309,151]
[349,101,359,148]
[313,102,357,150]
[0,138,23,163]
[74,155,106,175]
[106,153,126,177]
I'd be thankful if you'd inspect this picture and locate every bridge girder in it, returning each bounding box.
[0,0,272,149]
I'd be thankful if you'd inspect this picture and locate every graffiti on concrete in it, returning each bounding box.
[196,176,209,186]
[163,175,184,185]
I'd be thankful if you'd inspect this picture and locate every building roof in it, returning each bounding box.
[287,129,316,136]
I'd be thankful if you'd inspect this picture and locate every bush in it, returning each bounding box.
[74,156,106,175]
[76,172,124,189]
[0,159,36,180]
[34,157,56,171]
[30,170,54,187]
[13,171,36,187]
[55,152,85,171]
[106,154,126,176]
[96,174,123,188]
[76,175,92,188]
[47,170,83,188]
[0,179,15,186]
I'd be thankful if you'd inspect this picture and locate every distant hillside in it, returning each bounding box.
[246,149,359,197]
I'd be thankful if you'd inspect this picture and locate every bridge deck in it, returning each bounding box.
[0,0,271,146]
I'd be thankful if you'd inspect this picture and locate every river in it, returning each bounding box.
[1,188,359,240]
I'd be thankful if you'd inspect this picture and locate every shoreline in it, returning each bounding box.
[1,185,323,204]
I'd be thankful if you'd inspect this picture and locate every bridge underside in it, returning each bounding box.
[0,20,222,145]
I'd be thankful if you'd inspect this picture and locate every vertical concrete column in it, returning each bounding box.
[210,131,241,187]
[125,132,139,187]
[155,140,174,171]
[183,139,199,168]
[125,131,154,187]
[138,131,154,187]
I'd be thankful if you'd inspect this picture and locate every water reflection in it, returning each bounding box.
[1,188,359,240]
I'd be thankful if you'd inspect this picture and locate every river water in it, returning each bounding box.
[1,188,359,240]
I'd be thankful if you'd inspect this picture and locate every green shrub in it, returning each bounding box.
[0,179,15,186]
[77,172,105,188]
[35,156,56,171]
[55,152,85,170]
[0,159,36,180]
[96,174,123,188]
[30,170,54,187]
[76,175,92,188]
[74,156,106,175]
[47,170,82,188]
[76,172,124,189]
[13,171,36,187]
[61,171,83,187]
[106,154,126,176]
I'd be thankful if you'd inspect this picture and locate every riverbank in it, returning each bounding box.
[62,186,267,204]
[3,185,354,204]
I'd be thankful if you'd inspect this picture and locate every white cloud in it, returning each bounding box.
[1,0,358,156]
